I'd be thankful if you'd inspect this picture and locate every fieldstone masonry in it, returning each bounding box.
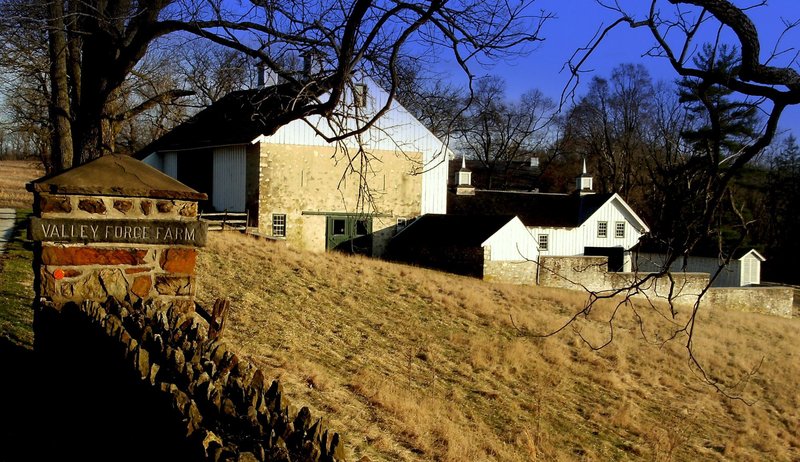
[26,155,347,461]
[27,154,208,312]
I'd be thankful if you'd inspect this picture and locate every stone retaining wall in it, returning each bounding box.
[539,255,795,317]
[705,287,794,318]
[41,297,345,461]
[539,255,710,306]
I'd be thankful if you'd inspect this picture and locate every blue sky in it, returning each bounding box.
[465,0,800,137]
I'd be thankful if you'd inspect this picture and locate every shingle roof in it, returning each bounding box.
[28,154,207,200]
[135,85,302,156]
[391,214,516,248]
[448,191,614,228]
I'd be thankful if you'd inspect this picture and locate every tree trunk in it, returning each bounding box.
[46,0,73,172]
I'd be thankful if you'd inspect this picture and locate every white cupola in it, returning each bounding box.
[576,158,594,194]
[455,155,475,196]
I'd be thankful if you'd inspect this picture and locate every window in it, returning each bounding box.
[353,83,367,108]
[615,222,625,238]
[272,214,286,237]
[597,221,608,238]
[332,218,346,235]
[355,219,369,236]
[538,234,549,251]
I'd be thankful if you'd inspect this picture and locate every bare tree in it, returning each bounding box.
[564,64,656,204]
[0,0,550,171]
[550,0,800,396]
[458,75,556,188]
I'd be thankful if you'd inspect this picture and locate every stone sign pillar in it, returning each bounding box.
[27,154,208,313]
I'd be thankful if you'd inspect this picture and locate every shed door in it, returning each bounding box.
[326,215,372,254]
[212,146,246,212]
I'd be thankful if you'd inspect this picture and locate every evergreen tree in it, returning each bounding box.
[764,135,800,283]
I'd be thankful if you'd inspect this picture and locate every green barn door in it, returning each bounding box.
[326,215,372,253]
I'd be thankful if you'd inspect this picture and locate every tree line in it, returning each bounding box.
[396,53,799,284]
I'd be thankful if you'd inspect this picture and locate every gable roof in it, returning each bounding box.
[135,84,311,156]
[392,214,517,248]
[448,190,617,228]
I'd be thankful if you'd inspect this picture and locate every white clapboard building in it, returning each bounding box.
[447,160,650,271]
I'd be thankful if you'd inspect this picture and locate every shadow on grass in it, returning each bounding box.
[0,308,196,462]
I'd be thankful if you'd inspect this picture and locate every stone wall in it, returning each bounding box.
[539,256,709,306]
[38,297,345,461]
[482,247,537,285]
[35,193,201,312]
[705,287,795,318]
[539,255,795,317]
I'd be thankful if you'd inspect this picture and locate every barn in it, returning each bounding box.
[137,76,452,256]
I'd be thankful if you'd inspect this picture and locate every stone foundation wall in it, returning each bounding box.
[705,287,794,318]
[36,193,201,311]
[39,297,345,461]
[482,259,537,285]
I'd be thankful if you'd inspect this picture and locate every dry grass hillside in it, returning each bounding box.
[0,160,44,208]
[196,232,800,462]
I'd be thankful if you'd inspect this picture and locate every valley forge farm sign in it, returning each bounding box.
[30,218,207,246]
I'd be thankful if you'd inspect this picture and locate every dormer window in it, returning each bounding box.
[354,83,367,108]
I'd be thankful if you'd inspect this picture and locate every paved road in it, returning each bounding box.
[0,208,15,253]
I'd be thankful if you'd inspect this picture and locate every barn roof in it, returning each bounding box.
[448,190,615,228]
[447,159,539,191]
[391,214,517,248]
[135,85,307,156]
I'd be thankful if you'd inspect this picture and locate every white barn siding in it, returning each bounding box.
[580,197,646,250]
[142,153,163,170]
[482,217,538,261]
[528,227,583,256]
[254,77,451,215]
[529,196,647,258]
[212,146,246,211]
[740,253,761,286]
[163,152,178,178]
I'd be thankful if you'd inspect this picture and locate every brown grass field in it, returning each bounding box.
[0,160,44,208]
[1,160,798,461]
[196,232,800,462]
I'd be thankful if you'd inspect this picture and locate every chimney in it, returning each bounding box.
[576,158,594,195]
[455,155,475,196]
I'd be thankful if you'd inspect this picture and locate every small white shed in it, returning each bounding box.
[635,248,766,287]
